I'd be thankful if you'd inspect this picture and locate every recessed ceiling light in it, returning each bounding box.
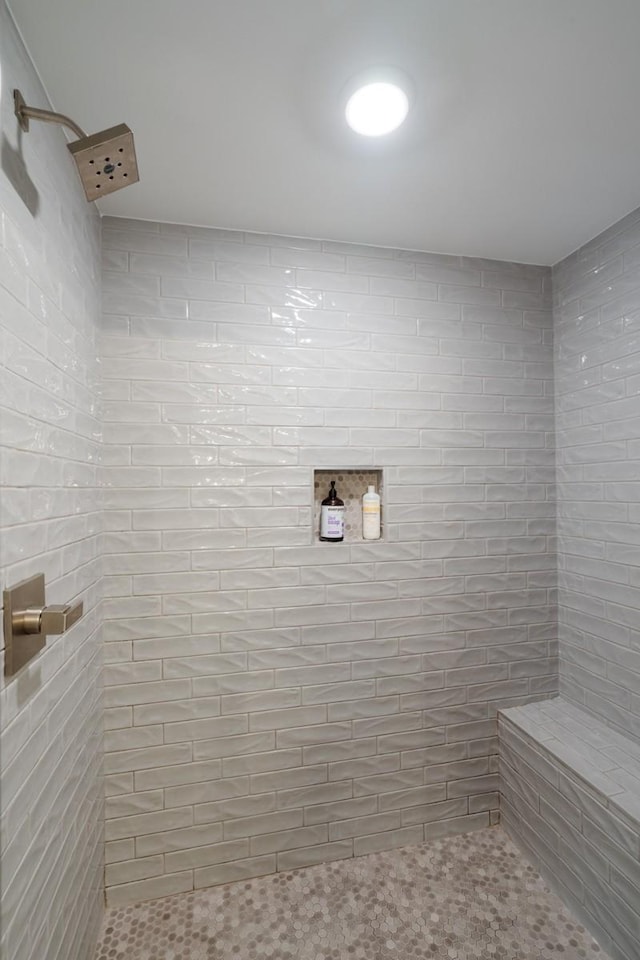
[345,81,409,137]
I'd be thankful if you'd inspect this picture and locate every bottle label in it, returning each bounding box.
[363,504,380,514]
[320,505,344,539]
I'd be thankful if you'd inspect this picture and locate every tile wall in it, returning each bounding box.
[100,216,557,904]
[553,209,640,741]
[0,5,104,960]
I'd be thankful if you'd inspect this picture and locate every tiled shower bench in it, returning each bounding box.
[498,697,640,960]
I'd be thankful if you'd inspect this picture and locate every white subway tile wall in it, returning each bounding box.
[100,215,557,904]
[0,6,103,960]
[553,209,640,741]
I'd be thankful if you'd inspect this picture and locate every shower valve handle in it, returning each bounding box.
[15,602,84,637]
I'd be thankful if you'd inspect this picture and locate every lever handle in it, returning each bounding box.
[40,602,84,635]
[14,601,84,636]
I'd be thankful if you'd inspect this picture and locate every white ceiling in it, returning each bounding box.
[7,0,640,264]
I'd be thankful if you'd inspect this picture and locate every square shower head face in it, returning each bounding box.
[67,123,139,201]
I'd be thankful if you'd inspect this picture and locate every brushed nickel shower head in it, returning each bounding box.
[67,125,138,201]
[14,89,139,202]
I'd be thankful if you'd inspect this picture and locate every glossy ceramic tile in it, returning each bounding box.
[0,7,103,960]
[553,211,640,743]
[101,216,556,900]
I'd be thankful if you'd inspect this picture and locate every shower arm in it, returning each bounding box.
[14,89,86,141]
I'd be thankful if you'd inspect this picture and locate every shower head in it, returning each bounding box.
[68,125,139,201]
[13,89,139,202]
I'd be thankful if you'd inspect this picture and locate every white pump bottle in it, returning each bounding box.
[362,485,381,540]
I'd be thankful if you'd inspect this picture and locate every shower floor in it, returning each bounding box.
[96,826,607,960]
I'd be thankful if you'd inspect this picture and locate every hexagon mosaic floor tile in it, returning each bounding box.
[96,827,608,960]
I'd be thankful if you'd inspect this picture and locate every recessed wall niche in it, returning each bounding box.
[313,469,384,543]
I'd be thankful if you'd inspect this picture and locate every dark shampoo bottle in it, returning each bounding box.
[319,480,345,542]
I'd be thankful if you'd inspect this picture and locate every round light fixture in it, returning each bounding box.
[345,81,409,137]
